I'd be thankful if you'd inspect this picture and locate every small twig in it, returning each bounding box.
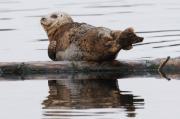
[159,70,171,81]
[158,56,171,80]
[158,56,170,71]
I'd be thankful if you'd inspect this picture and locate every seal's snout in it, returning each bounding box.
[41,17,46,22]
[41,17,48,26]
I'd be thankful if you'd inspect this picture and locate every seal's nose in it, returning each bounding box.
[41,17,46,21]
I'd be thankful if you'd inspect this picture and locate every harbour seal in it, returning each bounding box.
[41,12,143,61]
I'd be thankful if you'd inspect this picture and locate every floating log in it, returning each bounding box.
[1,71,179,81]
[0,57,179,77]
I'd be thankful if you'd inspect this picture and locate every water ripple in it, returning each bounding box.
[149,34,180,38]
[85,3,154,8]
[26,15,44,18]
[134,39,179,46]
[36,39,48,42]
[71,11,132,17]
[153,43,180,48]
[0,8,47,13]
[43,113,94,117]
[0,18,13,20]
[55,0,122,6]
[0,29,16,31]
[136,29,180,34]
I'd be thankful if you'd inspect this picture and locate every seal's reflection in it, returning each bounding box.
[42,75,144,118]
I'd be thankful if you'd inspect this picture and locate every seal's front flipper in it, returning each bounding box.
[48,41,56,61]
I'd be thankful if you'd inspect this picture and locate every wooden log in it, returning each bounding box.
[0,57,179,78]
[0,71,179,80]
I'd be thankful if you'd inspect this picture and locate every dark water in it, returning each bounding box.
[0,0,180,119]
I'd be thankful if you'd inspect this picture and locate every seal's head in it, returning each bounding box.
[41,12,73,39]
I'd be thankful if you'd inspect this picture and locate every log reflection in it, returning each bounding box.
[42,77,144,118]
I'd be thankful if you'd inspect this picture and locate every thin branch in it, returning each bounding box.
[158,56,171,80]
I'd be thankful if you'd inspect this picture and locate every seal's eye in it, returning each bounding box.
[51,14,58,19]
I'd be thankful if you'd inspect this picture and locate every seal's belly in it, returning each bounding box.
[56,44,83,61]
[56,43,104,61]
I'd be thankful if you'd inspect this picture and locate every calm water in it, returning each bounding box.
[0,0,180,119]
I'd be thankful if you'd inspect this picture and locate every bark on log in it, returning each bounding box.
[0,57,179,75]
[0,57,179,77]
[1,71,179,80]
